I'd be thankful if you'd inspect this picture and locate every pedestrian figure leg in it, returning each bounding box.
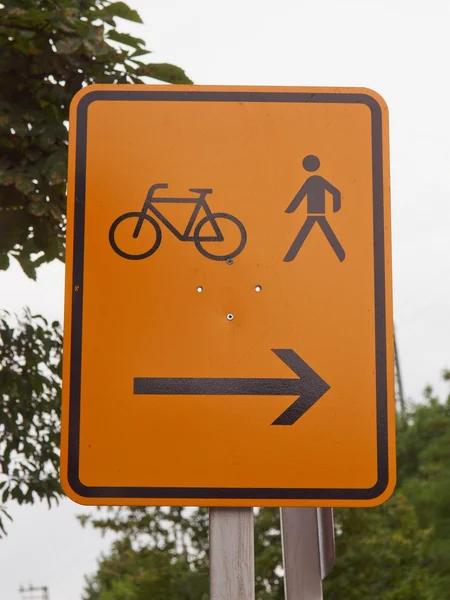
[317,217,345,261]
[284,217,317,262]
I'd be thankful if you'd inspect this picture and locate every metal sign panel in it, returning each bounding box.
[61,85,395,506]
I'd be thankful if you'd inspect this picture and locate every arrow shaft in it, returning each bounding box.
[134,349,330,425]
[134,377,303,396]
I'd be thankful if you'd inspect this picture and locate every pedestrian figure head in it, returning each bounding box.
[303,155,320,172]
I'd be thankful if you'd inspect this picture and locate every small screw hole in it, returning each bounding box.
[255,285,262,292]
[226,258,233,265]
[226,313,234,321]
[196,286,203,292]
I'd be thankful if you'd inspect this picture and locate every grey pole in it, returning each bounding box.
[281,508,323,600]
[209,507,255,600]
[394,328,406,417]
[317,508,335,579]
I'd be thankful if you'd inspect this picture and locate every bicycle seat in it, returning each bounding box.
[189,188,213,195]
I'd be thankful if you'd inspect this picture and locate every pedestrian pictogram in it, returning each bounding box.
[61,85,395,508]
[109,183,247,262]
[284,155,345,262]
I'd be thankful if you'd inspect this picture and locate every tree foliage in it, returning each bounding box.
[81,507,210,600]
[396,378,450,599]
[0,0,191,534]
[81,507,283,600]
[324,496,431,599]
[0,309,62,535]
[83,537,209,600]
[0,0,191,279]
[82,502,431,600]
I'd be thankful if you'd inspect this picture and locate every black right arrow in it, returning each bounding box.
[134,349,330,425]
[269,349,330,425]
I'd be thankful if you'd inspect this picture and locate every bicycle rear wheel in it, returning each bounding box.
[194,213,247,261]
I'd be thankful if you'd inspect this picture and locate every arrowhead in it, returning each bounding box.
[271,349,330,425]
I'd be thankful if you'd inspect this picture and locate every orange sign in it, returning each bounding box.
[61,85,395,507]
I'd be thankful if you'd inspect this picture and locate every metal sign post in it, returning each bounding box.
[281,508,330,600]
[210,507,334,599]
[317,508,335,579]
[209,507,255,600]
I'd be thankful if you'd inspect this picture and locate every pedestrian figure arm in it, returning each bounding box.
[324,182,341,212]
[286,183,308,213]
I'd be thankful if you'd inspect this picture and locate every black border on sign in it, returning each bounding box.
[68,90,389,500]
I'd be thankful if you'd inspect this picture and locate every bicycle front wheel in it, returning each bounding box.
[194,213,247,261]
[109,212,162,260]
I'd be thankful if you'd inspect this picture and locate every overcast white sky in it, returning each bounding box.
[2,1,450,598]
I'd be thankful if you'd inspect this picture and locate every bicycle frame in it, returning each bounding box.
[134,183,224,242]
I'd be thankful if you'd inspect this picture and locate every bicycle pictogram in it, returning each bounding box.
[109,183,247,262]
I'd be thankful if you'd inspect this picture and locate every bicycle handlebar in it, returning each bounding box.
[148,183,169,194]
[143,183,169,207]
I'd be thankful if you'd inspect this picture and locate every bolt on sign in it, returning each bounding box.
[61,85,395,507]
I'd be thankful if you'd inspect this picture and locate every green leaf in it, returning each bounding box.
[54,20,78,34]
[25,148,42,162]
[0,211,29,253]
[0,252,10,270]
[43,150,67,186]
[107,30,146,49]
[49,205,63,223]
[10,119,28,136]
[82,39,110,56]
[30,192,46,203]
[0,136,15,149]
[19,30,36,39]
[14,173,35,195]
[135,63,193,84]
[22,110,43,122]
[96,2,143,24]
[3,7,27,17]
[129,47,151,59]
[54,37,82,54]
[14,253,37,280]
[28,201,49,217]
[0,167,15,186]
